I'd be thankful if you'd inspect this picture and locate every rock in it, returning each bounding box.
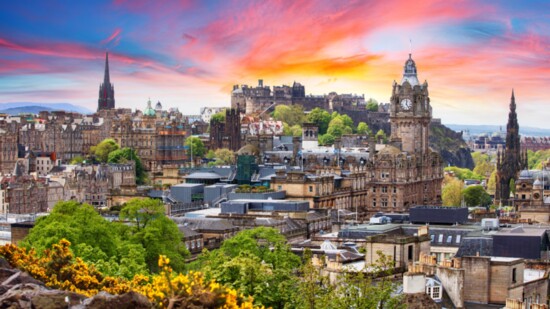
[80,291,151,309]
[0,283,86,309]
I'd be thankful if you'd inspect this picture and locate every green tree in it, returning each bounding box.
[444,166,484,181]
[90,138,119,163]
[366,98,379,111]
[273,105,305,127]
[210,110,226,123]
[376,129,388,144]
[108,147,146,184]
[528,149,550,169]
[473,159,494,179]
[69,156,85,164]
[462,185,492,207]
[318,133,335,146]
[208,148,236,166]
[442,175,463,206]
[20,201,149,279]
[356,122,371,135]
[327,118,352,137]
[121,198,188,273]
[195,227,300,308]
[283,123,302,137]
[487,170,497,195]
[307,108,331,135]
[185,136,206,157]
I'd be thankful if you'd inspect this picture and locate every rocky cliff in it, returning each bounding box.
[429,122,474,169]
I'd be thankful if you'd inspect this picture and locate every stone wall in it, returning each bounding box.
[462,256,491,304]
[436,266,464,308]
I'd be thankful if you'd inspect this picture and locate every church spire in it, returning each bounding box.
[98,52,115,111]
[104,52,110,85]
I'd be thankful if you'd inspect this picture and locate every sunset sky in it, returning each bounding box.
[1,0,549,128]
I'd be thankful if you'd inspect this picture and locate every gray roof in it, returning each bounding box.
[185,172,222,179]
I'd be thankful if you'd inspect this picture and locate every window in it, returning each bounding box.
[372,187,376,193]
[430,235,435,242]
[277,185,282,191]
[393,201,397,208]
[382,200,387,207]
[447,236,452,243]
[382,186,388,193]
[372,199,376,207]
[438,234,443,243]
[309,186,313,193]
[408,245,413,260]
[522,194,526,200]
[512,268,517,283]
[393,187,397,193]
[456,235,461,243]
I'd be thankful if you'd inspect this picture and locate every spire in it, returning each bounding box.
[401,53,419,86]
[104,52,110,85]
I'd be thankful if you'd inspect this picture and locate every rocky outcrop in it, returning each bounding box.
[429,122,474,169]
[0,258,153,309]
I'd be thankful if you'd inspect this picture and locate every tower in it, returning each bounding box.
[98,52,115,111]
[389,54,431,154]
[496,90,526,205]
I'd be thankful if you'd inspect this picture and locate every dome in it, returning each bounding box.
[401,54,419,86]
[144,98,156,117]
[155,101,162,111]
[519,170,533,179]
[534,179,542,187]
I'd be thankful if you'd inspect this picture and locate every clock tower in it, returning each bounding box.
[389,54,431,154]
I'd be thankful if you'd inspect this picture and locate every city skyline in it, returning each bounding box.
[1,0,549,128]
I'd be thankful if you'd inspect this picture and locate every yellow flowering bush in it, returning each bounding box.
[0,240,258,308]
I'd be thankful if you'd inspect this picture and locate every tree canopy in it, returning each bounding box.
[272,105,305,127]
[185,136,206,158]
[210,110,226,123]
[366,98,379,112]
[306,108,331,135]
[107,147,146,184]
[462,185,492,207]
[442,175,463,206]
[90,138,119,163]
[444,166,484,181]
[356,122,371,135]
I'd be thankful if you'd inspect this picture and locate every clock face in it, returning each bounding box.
[400,98,412,110]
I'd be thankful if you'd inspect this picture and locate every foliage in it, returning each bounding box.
[318,133,335,146]
[108,147,147,184]
[272,105,305,127]
[91,138,120,163]
[70,155,85,164]
[444,166,484,181]
[307,108,331,135]
[211,110,226,123]
[472,152,494,178]
[0,241,257,308]
[487,170,497,195]
[327,118,352,137]
[121,198,188,273]
[366,98,379,112]
[527,149,550,169]
[509,178,516,195]
[442,175,463,206]
[207,148,236,166]
[283,123,302,137]
[234,185,272,193]
[375,129,388,144]
[462,185,492,207]
[185,136,206,158]
[194,227,300,308]
[297,249,404,309]
[356,122,371,135]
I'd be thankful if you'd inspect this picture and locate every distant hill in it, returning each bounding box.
[0,102,93,115]
[447,124,550,137]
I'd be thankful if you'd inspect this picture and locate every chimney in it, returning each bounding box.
[403,272,426,294]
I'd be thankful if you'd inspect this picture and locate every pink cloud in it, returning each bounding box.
[100,28,122,46]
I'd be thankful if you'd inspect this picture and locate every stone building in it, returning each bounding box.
[496,91,529,206]
[0,122,18,174]
[270,54,443,216]
[515,168,550,222]
[0,163,48,214]
[209,108,241,152]
[521,136,550,152]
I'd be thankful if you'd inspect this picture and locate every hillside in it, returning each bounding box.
[430,122,474,169]
[0,102,92,115]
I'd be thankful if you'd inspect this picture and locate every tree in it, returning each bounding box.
[356,122,371,135]
[444,166,484,181]
[272,105,305,127]
[185,136,206,157]
[70,156,85,164]
[442,175,463,206]
[195,227,300,308]
[327,118,352,137]
[487,170,497,195]
[210,110,226,123]
[318,133,335,146]
[90,138,119,163]
[20,201,149,279]
[366,98,379,111]
[208,148,236,166]
[376,129,388,143]
[108,147,146,184]
[121,198,188,273]
[283,123,302,137]
[473,159,494,179]
[462,185,492,207]
[307,108,331,135]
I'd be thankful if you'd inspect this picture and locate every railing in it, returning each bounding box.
[170,201,207,216]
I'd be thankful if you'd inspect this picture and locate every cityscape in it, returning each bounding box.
[0,1,550,308]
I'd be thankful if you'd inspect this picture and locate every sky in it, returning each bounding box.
[1,0,549,128]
